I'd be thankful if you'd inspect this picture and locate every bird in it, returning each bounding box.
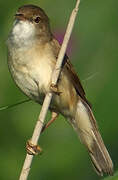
[7,4,113,176]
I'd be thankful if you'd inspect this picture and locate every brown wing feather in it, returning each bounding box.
[51,37,91,107]
[65,56,91,107]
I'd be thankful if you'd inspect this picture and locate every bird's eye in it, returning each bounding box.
[34,16,41,23]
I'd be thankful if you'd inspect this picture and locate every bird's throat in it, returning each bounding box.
[8,20,35,48]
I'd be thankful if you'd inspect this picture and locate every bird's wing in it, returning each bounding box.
[51,37,91,107]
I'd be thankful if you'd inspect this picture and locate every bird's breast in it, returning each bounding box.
[7,44,55,102]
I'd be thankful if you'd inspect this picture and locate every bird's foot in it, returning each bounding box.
[26,140,42,155]
[50,83,62,95]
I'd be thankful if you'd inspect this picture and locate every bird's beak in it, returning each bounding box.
[15,13,25,21]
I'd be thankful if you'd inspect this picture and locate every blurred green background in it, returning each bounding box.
[0,0,118,179]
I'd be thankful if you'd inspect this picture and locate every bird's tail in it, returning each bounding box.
[71,99,113,176]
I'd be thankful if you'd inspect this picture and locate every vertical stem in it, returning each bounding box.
[19,0,81,179]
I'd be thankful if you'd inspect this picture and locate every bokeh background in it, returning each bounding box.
[0,0,118,179]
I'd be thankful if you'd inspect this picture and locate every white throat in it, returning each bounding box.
[8,20,35,48]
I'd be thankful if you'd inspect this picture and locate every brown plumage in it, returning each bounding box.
[7,4,113,176]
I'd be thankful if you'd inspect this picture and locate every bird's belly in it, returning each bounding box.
[8,48,77,118]
[10,64,42,102]
[8,54,54,104]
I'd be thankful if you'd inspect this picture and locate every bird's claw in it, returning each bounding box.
[50,83,62,95]
[26,140,42,155]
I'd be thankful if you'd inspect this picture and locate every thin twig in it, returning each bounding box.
[82,72,99,83]
[19,0,81,179]
[0,99,30,111]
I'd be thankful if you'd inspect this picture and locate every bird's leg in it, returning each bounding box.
[26,112,58,155]
[41,111,59,133]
